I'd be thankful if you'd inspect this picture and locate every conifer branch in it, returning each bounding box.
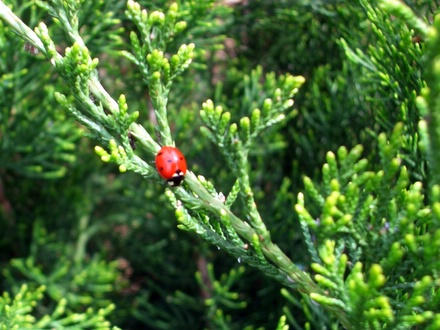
[2,0,440,328]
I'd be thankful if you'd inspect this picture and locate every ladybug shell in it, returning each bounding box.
[155,146,187,186]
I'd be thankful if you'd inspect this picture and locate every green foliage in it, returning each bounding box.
[0,2,79,179]
[0,284,120,330]
[4,219,121,309]
[1,0,440,329]
[296,123,440,328]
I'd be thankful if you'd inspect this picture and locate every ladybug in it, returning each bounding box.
[155,146,187,186]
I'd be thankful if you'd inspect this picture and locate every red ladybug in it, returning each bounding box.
[155,146,187,186]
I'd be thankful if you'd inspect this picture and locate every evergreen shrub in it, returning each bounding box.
[0,0,439,329]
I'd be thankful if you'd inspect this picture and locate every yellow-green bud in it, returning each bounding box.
[218,112,231,133]
[94,146,106,156]
[330,179,340,192]
[118,94,127,113]
[129,111,139,122]
[315,274,338,289]
[151,71,161,80]
[202,99,214,113]
[168,3,178,17]
[91,57,99,68]
[262,98,272,117]
[149,11,165,25]
[240,116,250,130]
[101,155,111,162]
[175,21,187,33]
[229,123,237,136]
[214,105,223,122]
[283,99,294,109]
[368,264,385,288]
[251,108,261,130]
[119,164,127,173]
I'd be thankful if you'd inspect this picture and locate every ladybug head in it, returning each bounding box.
[166,170,185,186]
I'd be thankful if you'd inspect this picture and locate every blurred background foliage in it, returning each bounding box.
[0,0,436,329]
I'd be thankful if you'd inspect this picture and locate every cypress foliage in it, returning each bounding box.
[0,0,439,329]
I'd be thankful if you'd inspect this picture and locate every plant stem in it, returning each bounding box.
[182,171,351,328]
[0,2,46,53]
